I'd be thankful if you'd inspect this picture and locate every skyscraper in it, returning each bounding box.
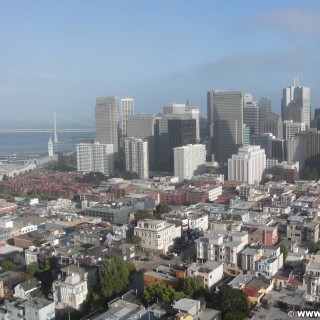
[95,96,119,152]
[258,97,272,121]
[207,91,244,163]
[243,94,259,136]
[126,114,156,168]
[76,142,114,175]
[168,118,197,169]
[121,98,134,137]
[124,137,149,179]
[283,120,306,140]
[260,111,283,139]
[281,79,311,129]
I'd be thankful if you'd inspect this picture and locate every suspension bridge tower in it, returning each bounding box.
[53,112,58,143]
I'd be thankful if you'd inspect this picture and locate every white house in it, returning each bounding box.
[134,219,181,253]
[14,278,41,299]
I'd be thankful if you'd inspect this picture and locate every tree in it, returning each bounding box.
[125,261,136,276]
[308,242,319,254]
[20,272,33,282]
[154,203,172,218]
[0,260,18,272]
[27,262,40,276]
[134,210,154,223]
[32,239,46,247]
[2,174,8,181]
[280,243,288,263]
[128,235,142,246]
[217,285,250,319]
[83,284,104,311]
[144,280,186,304]
[100,256,130,300]
[180,276,205,298]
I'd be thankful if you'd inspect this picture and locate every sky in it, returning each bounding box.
[1,0,320,127]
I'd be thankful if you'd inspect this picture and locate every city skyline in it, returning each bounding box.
[1,1,320,126]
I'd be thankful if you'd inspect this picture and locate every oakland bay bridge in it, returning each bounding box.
[0,113,96,143]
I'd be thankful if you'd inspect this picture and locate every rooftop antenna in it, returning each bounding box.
[296,76,299,86]
[293,76,296,87]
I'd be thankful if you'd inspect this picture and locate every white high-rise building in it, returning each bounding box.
[124,137,149,179]
[48,137,53,157]
[174,144,206,181]
[281,79,311,129]
[121,98,134,137]
[283,120,306,140]
[95,96,119,152]
[76,142,114,175]
[228,145,266,185]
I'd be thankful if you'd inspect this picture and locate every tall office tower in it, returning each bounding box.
[251,133,285,161]
[283,120,306,140]
[281,79,311,129]
[250,133,273,159]
[174,144,206,181]
[243,103,259,136]
[48,137,53,157]
[286,136,305,173]
[121,98,134,137]
[258,97,272,121]
[207,91,244,163]
[168,119,197,169]
[228,145,266,185]
[313,109,320,130]
[126,114,156,167]
[243,125,251,146]
[260,111,283,139]
[298,130,320,178]
[163,103,200,142]
[95,96,119,152]
[76,142,114,175]
[272,139,286,162]
[124,137,149,179]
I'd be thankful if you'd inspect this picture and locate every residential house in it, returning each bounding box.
[0,271,21,298]
[134,219,181,253]
[187,261,223,289]
[14,278,41,299]
[0,298,55,320]
[53,273,87,313]
[255,246,283,279]
[241,246,262,274]
[303,261,320,303]
[195,230,248,275]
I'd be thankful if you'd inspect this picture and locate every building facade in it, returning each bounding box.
[207,91,244,163]
[228,145,266,185]
[95,96,119,152]
[174,144,206,181]
[134,219,181,253]
[124,137,149,179]
[76,142,114,175]
[120,97,134,137]
[281,80,311,129]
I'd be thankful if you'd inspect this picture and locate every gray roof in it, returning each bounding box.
[17,278,39,292]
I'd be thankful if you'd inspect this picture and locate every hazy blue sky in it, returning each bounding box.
[1,0,320,127]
